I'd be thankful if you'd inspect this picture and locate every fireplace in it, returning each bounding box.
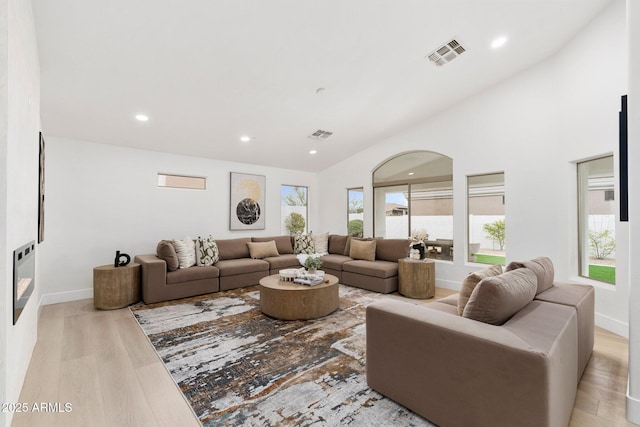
[13,241,35,325]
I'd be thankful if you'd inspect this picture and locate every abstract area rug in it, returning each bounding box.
[131,285,436,426]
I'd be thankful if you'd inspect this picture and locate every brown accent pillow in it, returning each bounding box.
[457,264,503,315]
[246,241,280,259]
[349,239,376,261]
[328,235,350,255]
[252,236,293,254]
[505,256,554,295]
[157,240,179,272]
[462,268,537,325]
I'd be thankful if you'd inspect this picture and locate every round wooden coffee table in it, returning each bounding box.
[259,273,339,320]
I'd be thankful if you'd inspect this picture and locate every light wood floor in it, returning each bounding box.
[12,289,638,427]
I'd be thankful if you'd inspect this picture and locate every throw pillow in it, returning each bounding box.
[505,256,554,295]
[457,264,503,315]
[156,240,179,272]
[311,232,329,254]
[349,239,376,261]
[294,234,315,254]
[172,236,196,269]
[196,236,219,266]
[462,268,537,325]
[247,241,280,259]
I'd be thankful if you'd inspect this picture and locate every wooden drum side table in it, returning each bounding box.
[398,258,435,299]
[93,263,141,309]
[259,274,339,320]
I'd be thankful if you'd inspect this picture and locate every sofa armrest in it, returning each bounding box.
[134,254,167,304]
[366,299,572,427]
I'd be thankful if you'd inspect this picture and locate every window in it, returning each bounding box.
[373,151,453,259]
[281,185,308,235]
[578,156,615,284]
[157,173,206,190]
[467,173,505,265]
[347,188,364,237]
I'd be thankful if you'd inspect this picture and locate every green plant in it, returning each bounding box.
[349,198,363,213]
[282,187,307,206]
[348,219,363,237]
[588,229,615,260]
[284,212,305,235]
[304,256,323,270]
[483,219,505,250]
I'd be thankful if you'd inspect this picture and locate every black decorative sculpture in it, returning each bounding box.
[412,243,425,260]
[114,250,131,267]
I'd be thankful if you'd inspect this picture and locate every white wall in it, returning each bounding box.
[319,0,629,334]
[38,138,318,301]
[1,0,41,426]
[0,1,8,419]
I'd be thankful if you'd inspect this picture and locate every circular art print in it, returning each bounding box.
[236,198,261,225]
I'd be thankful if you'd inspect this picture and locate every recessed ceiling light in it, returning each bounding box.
[309,150,317,155]
[135,114,149,122]
[491,36,507,49]
[240,136,252,142]
[408,172,415,176]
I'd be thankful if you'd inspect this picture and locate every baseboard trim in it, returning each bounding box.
[627,381,640,424]
[595,312,629,338]
[40,288,93,306]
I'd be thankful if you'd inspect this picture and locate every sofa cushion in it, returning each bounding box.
[166,265,219,284]
[319,254,353,271]
[328,235,350,255]
[157,240,179,272]
[216,238,251,260]
[252,236,293,254]
[294,234,315,254]
[172,236,196,269]
[247,241,280,259]
[311,232,329,253]
[343,260,398,279]
[505,256,554,295]
[463,268,537,325]
[263,254,299,270]
[216,258,269,276]
[458,264,503,315]
[196,236,219,266]
[350,239,376,261]
[376,239,410,262]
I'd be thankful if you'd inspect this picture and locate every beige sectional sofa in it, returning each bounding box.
[321,235,410,293]
[135,234,410,304]
[366,257,594,427]
[135,235,299,304]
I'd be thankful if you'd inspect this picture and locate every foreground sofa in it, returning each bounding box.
[366,257,594,427]
[135,234,410,304]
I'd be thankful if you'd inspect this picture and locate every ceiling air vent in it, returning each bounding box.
[427,39,466,67]
[308,129,333,140]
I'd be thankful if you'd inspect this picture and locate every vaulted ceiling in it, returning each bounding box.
[32,0,612,172]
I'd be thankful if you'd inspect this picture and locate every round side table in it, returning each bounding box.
[93,263,141,309]
[398,258,435,299]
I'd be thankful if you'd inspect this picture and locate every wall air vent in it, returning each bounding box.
[426,39,466,67]
[308,129,333,140]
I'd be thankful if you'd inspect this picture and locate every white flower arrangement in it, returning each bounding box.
[408,228,429,246]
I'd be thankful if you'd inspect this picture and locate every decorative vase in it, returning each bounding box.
[412,244,425,259]
[308,268,317,275]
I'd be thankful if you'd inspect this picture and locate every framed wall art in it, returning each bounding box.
[230,172,265,230]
